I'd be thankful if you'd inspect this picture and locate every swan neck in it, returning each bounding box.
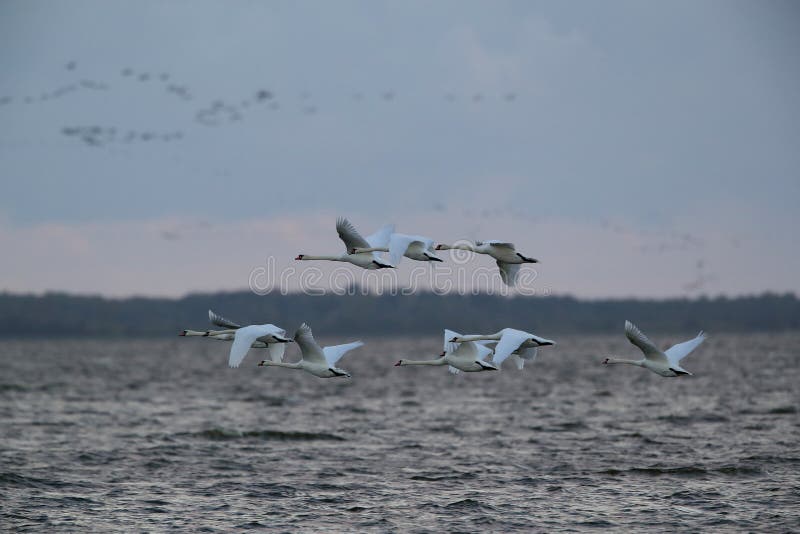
[401,358,447,366]
[261,361,302,369]
[607,357,643,366]
[182,330,207,337]
[458,334,498,342]
[300,255,342,261]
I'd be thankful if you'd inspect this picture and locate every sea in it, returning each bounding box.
[1,333,798,532]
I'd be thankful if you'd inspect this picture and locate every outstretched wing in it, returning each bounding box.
[323,341,364,366]
[229,325,269,368]
[625,320,667,362]
[388,233,429,266]
[293,323,327,364]
[209,309,242,329]
[492,329,529,365]
[665,331,706,366]
[267,342,286,363]
[496,261,521,286]
[366,224,395,249]
[336,217,371,253]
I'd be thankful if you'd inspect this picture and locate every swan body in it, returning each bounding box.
[435,240,538,285]
[258,323,363,378]
[394,329,498,373]
[295,217,394,269]
[354,233,442,266]
[451,328,555,369]
[603,320,706,377]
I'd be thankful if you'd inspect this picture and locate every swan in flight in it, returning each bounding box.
[179,310,291,367]
[603,321,706,377]
[295,217,394,269]
[450,328,555,369]
[394,329,498,373]
[258,323,363,378]
[353,233,442,266]
[435,240,538,285]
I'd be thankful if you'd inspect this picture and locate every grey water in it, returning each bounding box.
[1,333,798,532]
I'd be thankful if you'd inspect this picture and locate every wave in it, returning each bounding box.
[187,428,346,441]
[0,472,74,489]
[599,464,763,478]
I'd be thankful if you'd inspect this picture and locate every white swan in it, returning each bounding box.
[451,328,555,369]
[258,323,363,378]
[178,310,291,367]
[353,233,442,266]
[180,329,266,344]
[603,320,706,377]
[435,240,538,285]
[394,329,498,373]
[295,217,394,269]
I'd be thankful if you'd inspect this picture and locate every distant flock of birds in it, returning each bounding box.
[0,61,520,148]
[180,217,708,379]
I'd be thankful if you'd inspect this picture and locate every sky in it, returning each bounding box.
[1,0,798,298]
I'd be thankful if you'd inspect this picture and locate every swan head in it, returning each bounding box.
[534,339,555,346]
[602,358,610,365]
[258,360,268,366]
[394,360,404,366]
[449,336,460,343]
[295,254,305,260]
[178,330,187,336]
[435,244,446,250]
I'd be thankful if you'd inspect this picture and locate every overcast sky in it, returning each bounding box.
[1,0,798,298]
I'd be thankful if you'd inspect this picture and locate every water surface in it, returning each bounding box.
[1,334,798,531]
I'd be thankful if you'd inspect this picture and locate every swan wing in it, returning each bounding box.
[665,331,707,365]
[293,323,327,364]
[496,261,521,286]
[267,342,286,363]
[518,346,539,362]
[323,341,364,366]
[366,224,395,248]
[452,339,480,360]
[388,233,431,266]
[510,354,525,370]
[475,343,495,361]
[492,329,529,365]
[229,325,272,368]
[208,309,242,329]
[483,240,516,249]
[336,217,371,252]
[625,320,667,362]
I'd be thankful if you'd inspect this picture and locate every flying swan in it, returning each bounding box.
[435,240,538,285]
[258,323,363,378]
[602,320,706,377]
[394,329,498,373]
[295,217,394,269]
[179,310,292,367]
[450,328,555,369]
